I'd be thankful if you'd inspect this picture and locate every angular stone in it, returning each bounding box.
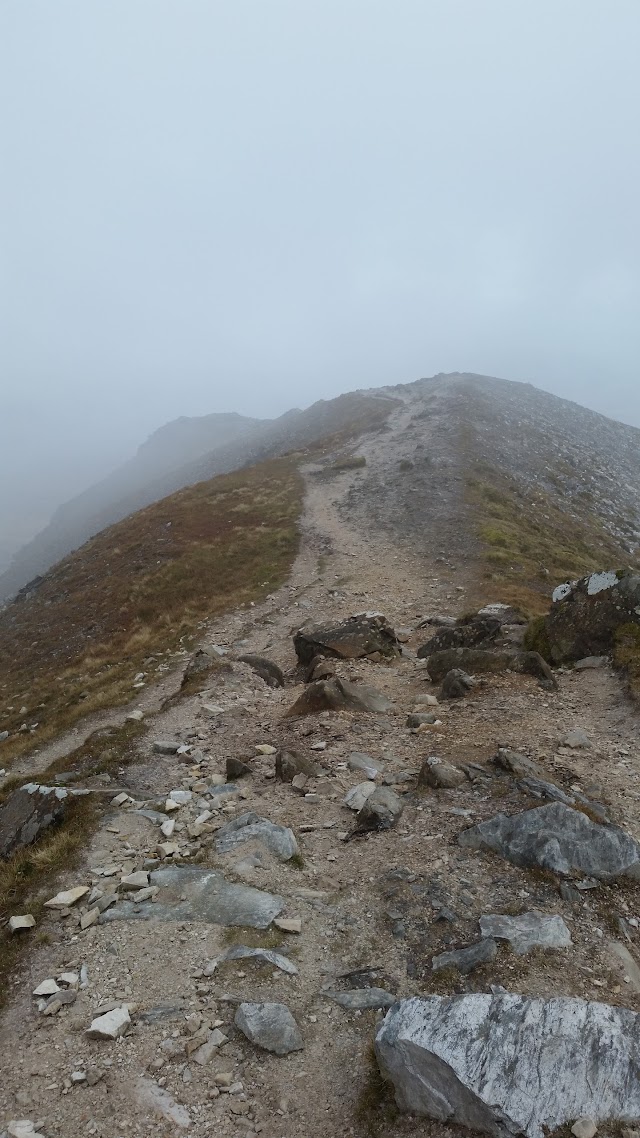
[0,784,69,858]
[274,917,302,933]
[133,1076,191,1128]
[432,938,497,974]
[210,944,298,975]
[325,988,396,1009]
[7,1123,44,1138]
[427,648,557,691]
[575,657,607,670]
[348,752,383,780]
[344,782,377,811]
[237,654,285,688]
[120,871,149,891]
[87,1005,131,1039]
[44,885,89,908]
[441,669,474,699]
[375,994,640,1138]
[356,787,404,832]
[459,802,640,881]
[418,756,465,789]
[226,756,253,781]
[215,812,299,861]
[100,865,283,928]
[492,747,546,779]
[407,712,437,727]
[275,750,320,783]
[572,1120,598,1138]
[80,907,100,929]
[234,1002,304,1055]
[479,911,572,953]
[286,677,393,717]
[33,978,60,996]
[152,741,181,755]
[564,728,592,749]
[417,616,502,657]
[294,614,399,665]
[9,914,35,933]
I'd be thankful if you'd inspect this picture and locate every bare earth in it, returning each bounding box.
[1,384,639,1138]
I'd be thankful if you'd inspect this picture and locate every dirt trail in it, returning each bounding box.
[2,386,640,1138]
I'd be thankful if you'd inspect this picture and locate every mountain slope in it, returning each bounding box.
[0,391,396,602]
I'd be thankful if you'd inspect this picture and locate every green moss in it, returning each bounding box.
[523,615,552,662]
[332,454,367,471]
[614,623,640,700]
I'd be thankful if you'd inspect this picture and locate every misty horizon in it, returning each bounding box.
[2,1,640,569]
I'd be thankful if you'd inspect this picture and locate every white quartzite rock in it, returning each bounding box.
[479,911,572,954]
[375,994,640,1138]
[86,1005,131,1039]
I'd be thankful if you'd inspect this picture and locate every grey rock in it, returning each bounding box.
[441,669,474,699]
[479,910,572,953]
[293,614,400,665]
[545,570,640,665]
[348,752,383,780]
[275,750,320,783]
[286,677,392,717]
[492,747,546,779]
[417,616,501,657]
[356,787,404,832]
[458,802,640,881]
[375,993,640,1138]
[210,945,298,975]
[0,784,70,858]
[418,756,465,790]
[427,648,558,691]
[518,777,576,805]
[407,713,437,727]
[564,728,592,749]
[99,865,283,928]
[432,938,497,974]
[344,782,377,811]
[215,812,299,861]
[234,1002,304,1055]
[226,756,253,780]
[575,656,607,670]
[238,654,285,688]
[152,740,181,755]
[133,1076,191,1128]
[325,987,396,1009]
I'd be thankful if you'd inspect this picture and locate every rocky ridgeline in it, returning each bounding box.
[3,575,640,1138]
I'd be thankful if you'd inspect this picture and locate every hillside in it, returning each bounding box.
[2,374,640,1138]
[0,391,397,603]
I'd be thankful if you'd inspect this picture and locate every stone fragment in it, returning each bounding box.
[286,677,393,717]
[120,871,149,891]
[215,812,299,861]
[441,669,474,699]
[152,740,181,754]
[80,908,100,929]
[33,979,60,996]
[255,744,277,755]
[407,712,437,727]
[169,790,192,805]
[274,917,302,933]
[7,1123,44,1138]
[479,911,572,954]
[275,750,320,782]
[344,782,377,811]
[226,756,253,780]
[133,1076,191,1128]
[432,939,497,974]
[44,885,89,908]
[356,787,404,832]
[492,747,546,779]
[0,783,70,858]
[376,994,640,1138]
[325,988,396,1009]
[417,616,502,657]
[458,802,640,881]
[234,1002,304,1055]
[418,756,465,789]
[572,1120,598,1138]
[348,752,383,780]
[294,614,400,665]
[237,654,285,688]
[574,657,607,670]
[161,817,175,838]
[87,1005,131,1039]
[564,728,592,749]
[111,792,130,806]
[210,944,298,974]
[9,914,35,933]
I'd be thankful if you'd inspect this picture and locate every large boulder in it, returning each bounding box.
[417,616,501,658]
[425,648,557,690]
[375,993,640,1138]
[458,802,640,881]
[181,648,232,691]
[545,570,640,664]
[0,784,80,859]
[293,614,399,666]
[285,677,392,717]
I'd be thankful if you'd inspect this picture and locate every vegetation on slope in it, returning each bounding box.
[0,455,304,764]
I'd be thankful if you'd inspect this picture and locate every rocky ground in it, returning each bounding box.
[1,385,640,1138]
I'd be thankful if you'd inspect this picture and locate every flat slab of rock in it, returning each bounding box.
[234,1001,304,1055]
[344,782,377,811]
[479,911,572,953]
[426,648,557,690]
[458,802,640,881]
[132,1076,191,1128]
[238,654,284,688]
[325,987,396,1010]
[275,750,320,782]
[87,1005,130,1039]
[376,994,640,1138]
[99,866,283,928]
[348,752,383,779]
[209,945,298,975]
[215,812,299,861]
[286,677,392,716]
[294,614,399,665]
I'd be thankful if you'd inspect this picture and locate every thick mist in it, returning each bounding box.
[2,1,640,569]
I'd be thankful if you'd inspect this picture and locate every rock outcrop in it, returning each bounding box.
[425,648,557,690]
[293,614,399,666]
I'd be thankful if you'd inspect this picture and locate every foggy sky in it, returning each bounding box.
[2,1,640,565]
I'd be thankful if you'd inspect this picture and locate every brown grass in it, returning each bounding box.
[0,455,304,765]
